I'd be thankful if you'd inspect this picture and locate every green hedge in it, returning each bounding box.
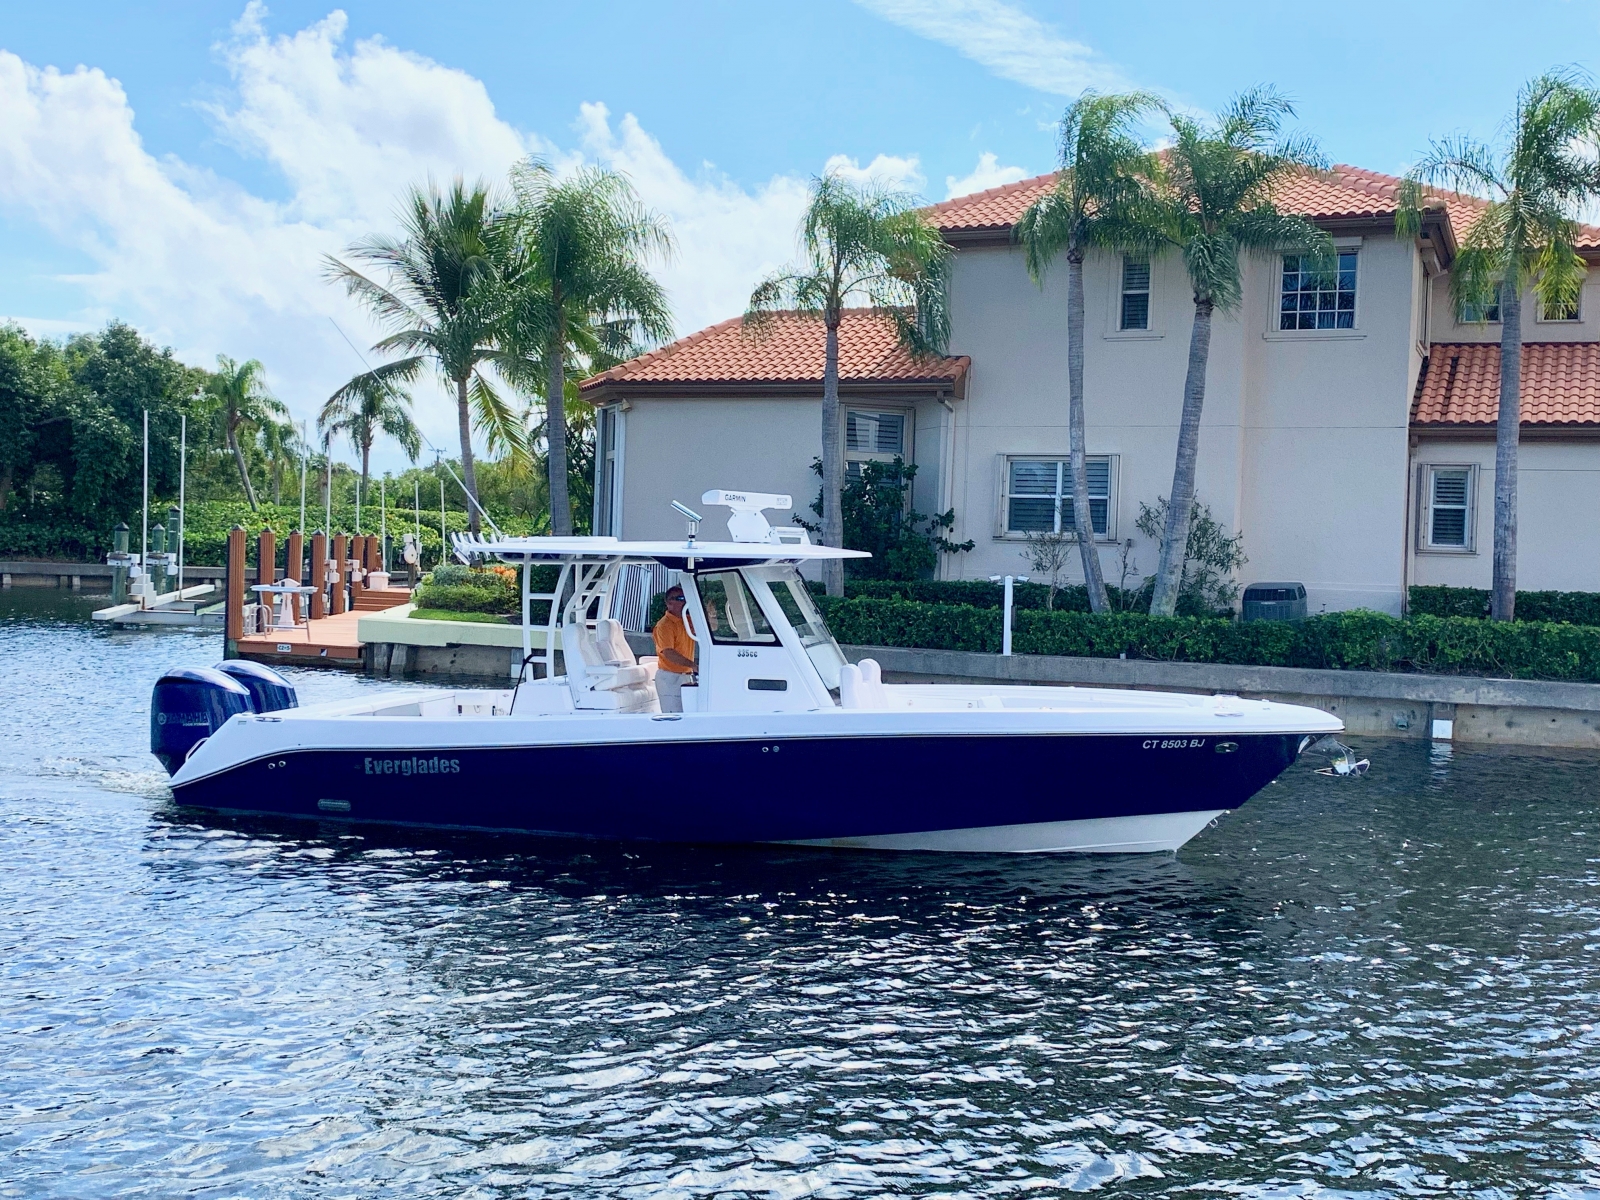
[817,597,1600,682]
[1409,585,1600,626]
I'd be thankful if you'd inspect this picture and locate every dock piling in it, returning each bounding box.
[331,534,348,615]
[258,529,277,587]
[226,526,246,652]
[287,531,304,623]
[110,523,130,605]
[311,531,327,620]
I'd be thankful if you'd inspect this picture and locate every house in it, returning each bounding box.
[579,165,1600,613]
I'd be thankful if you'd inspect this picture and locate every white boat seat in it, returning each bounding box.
[595,618,658,680]
[838,658,888,709]
[563,618,660,713]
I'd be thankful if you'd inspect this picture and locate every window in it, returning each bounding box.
[758,566,847,689]
[845,409,908,481]
[1001,456,1113,537]
[1280,250,1357,330]
[1460,285,1502,324]
[694,571,778,645]
[1542,294,1582,322]
[1419,465,1476,552]
[592,406,622,536]
[1120,255,1150,330]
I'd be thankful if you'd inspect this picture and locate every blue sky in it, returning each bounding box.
[4,0,1599,468]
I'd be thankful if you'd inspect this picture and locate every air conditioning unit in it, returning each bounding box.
[1241,582,1307,622]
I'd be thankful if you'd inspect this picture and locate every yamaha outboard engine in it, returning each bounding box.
[215,660,298,714]
[151,667,254,776]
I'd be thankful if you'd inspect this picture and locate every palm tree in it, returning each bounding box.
[209,355,287,511]
[745,172,951,596]
[1016,91,1160,614]
[318,373,423,494]
[1397,70,1600,621]
[257,416,304,506]
[1143,89,1331,617]
[325,180,525,534]
[503,160,674,536]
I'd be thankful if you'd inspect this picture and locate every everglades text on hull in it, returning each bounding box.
[150,490,1344,853]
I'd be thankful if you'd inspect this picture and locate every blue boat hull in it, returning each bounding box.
[169,731,1308,847]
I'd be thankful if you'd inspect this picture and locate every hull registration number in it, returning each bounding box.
[1143,738,1206,750]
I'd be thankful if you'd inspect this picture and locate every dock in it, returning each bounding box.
[235,589,412,665]
[220,526,414,669]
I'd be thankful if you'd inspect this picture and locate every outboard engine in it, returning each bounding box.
[215,660,298,713]
[151,667,254,776]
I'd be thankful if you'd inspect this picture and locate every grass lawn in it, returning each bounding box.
[408,608,514,624]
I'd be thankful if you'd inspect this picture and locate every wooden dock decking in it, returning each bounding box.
[235,587,411,667]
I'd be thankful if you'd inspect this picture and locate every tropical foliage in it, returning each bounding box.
[207,355,289,510]
[502,161,674,536]
[1015,91,1160,612]
[745,172,951,596]
[1397,70,1600,621]
[325,180,528,534]
[796,456,972,581]
[0,323,204,547]
[317,372,422,492]
[1137,88,1330,616]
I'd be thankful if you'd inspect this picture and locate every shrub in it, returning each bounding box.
[819,596,1600,682]
[1409,585,1600,626]
[1134,498,1246,615]
[798,457,973,579]
[414,563,561,616]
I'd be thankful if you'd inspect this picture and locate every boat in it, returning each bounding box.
[149,490,1344,854]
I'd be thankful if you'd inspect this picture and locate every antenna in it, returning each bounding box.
[700,489,792,543]
[671,500,703,548]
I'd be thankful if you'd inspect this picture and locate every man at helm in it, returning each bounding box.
[652,585,696,712]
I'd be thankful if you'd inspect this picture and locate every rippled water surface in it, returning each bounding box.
[6,591,1600,1198]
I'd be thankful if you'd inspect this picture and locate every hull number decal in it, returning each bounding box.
[1143,738,1207,750]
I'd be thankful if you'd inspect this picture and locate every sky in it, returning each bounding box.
[4,0,1600,473]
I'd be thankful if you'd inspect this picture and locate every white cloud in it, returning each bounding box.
[207,3,538,227]
[945,151,1029,198]
[853,0,1129,96]
[570,102,812,338]
[820,151,925,192]
[0,315,97,338]
[0,7,878,476]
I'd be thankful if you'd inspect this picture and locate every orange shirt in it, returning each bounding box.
[652,609,696,674]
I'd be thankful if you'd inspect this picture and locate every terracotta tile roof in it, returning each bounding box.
[927,163,1600,249]
[1413,342,1600,427]
[926,172,1061,235]
[579,310,970,393]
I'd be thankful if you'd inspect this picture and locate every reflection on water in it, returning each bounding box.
[5,591,1600,1197]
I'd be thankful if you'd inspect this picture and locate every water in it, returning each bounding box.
[5,591,1600,1198]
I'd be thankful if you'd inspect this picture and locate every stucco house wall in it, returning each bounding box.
[588,166,1600,613]
[1428,269,1600,345]
[1411,438,1600,592]
[945,235,1418,612]
[617,398,824,542]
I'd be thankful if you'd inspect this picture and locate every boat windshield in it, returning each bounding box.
[759,567,847,689]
